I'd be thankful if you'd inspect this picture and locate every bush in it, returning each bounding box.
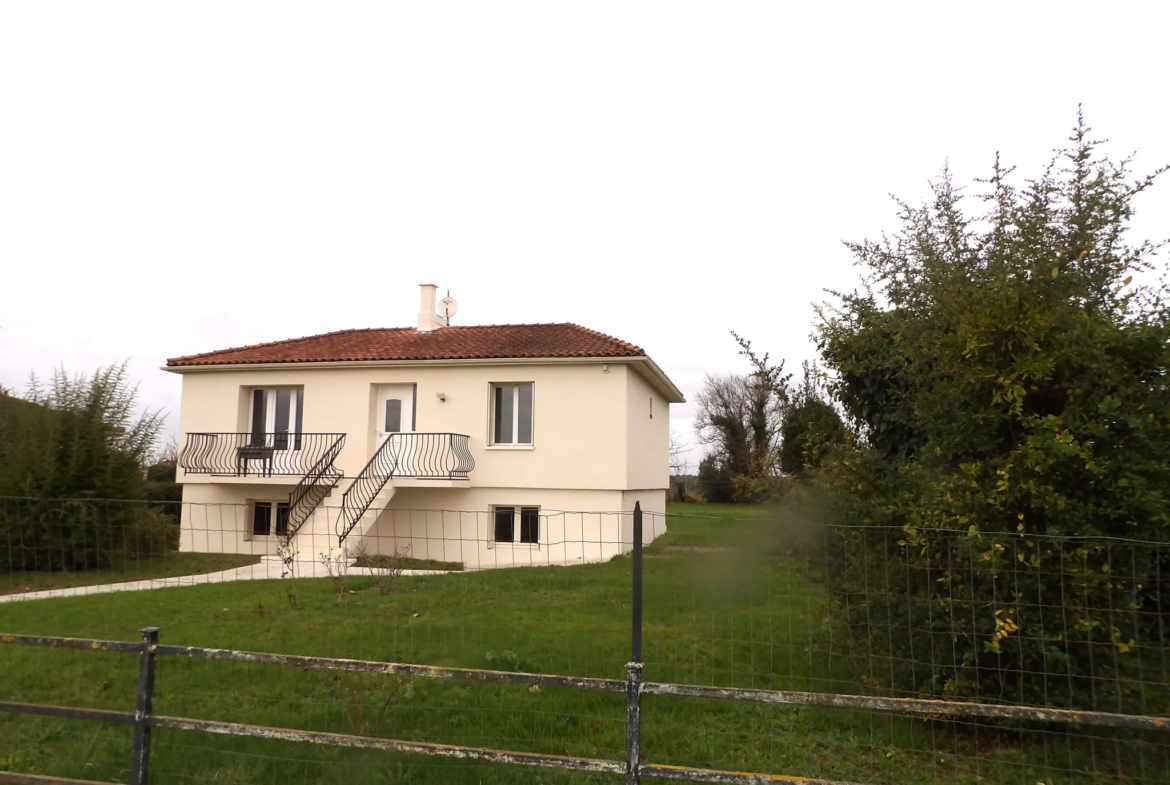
[0,363,164,501]
[0,363,167,571]
[815,116,1170,710]
[0,500,178,571]
[127,508,181,556]
[142,479,183,526]
[146,460,177,483]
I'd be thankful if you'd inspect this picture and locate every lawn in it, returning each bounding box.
[0,552,261,596]
[0,504,1162,784]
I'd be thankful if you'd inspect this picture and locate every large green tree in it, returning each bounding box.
[816,114,1170,708]
[0,363,171,569]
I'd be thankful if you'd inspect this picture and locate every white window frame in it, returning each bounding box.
[487,382,535,449]
[246,386,304,449]
[487,505,541,549]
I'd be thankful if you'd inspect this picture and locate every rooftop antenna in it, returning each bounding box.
[440,290,459,326]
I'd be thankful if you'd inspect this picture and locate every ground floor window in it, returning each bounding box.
[493,505,539,544]
[251,501,290,537]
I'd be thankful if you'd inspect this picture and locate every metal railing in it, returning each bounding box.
[2,506,1167,785]
[178,432,346,477]
[336,432,473,543]
[283,434,346,538]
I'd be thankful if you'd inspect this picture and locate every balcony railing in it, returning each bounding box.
[373,432,474,481]
[179,432,347,477]
[337,432,474,543]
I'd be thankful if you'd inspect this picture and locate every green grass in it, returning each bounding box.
[0,552,261,596]
[0,504,1161,784]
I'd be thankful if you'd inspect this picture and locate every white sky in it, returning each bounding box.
[2,2,1168,469]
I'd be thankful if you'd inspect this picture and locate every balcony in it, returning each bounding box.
[179,432,347,478]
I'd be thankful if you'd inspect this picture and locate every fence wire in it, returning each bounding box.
[1,496,1169,784]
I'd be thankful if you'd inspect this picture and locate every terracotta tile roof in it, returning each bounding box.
[167,323,646,367]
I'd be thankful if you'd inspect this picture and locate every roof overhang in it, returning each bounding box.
[163,355,686,403]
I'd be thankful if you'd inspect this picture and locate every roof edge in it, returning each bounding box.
[633,356,686,404]
[163,355,650,374]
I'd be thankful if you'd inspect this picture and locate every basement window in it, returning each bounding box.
[492,506,540,544]
[250,501,290,537]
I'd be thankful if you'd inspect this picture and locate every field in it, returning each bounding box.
[0,504,1161,784]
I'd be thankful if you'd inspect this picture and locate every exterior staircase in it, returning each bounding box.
[337,432,474,544]
[339,485,397,544]
[282,434,346,540]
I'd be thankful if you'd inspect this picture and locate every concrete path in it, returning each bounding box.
[0,557,449,604]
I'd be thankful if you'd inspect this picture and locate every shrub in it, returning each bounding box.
[0,500,178,571]
[126,508,181,556]
[145,461,177,483]
[0,363,166,571]
[815,115,1170,710]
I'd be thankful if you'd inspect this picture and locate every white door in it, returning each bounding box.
[376,384,416,476]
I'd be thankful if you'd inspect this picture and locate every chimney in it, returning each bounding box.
[417,283,447,332]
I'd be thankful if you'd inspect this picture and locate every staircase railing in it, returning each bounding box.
[337,433,473,544]
[282,434,346,540]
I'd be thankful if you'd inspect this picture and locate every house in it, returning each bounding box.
[166,284,684,567]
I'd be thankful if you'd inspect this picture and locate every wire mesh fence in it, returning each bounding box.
[1,496,1169,784]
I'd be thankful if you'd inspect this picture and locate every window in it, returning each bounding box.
[492,506,540,544]
[250,501,290,537]
[490,383,533,445]
[252,502,271,536]
[385,399,402,433]
[275,503,290,537]
[249,388,304,449]
[493,506,514,542]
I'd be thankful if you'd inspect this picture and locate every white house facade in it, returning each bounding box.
[166,284,684,568]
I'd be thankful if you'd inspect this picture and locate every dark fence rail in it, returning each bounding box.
[2,627,1166,785]
[337,433,473,542]
[178,432,346,477]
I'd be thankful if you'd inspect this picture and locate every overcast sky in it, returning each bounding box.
[2,2,1167,468]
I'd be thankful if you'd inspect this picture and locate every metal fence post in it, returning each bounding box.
[625,661,643,785]
[130,627,160,785]
[632,501,642,664]
[627,501,644,784]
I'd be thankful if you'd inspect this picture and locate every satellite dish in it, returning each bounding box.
[440,296,459,322]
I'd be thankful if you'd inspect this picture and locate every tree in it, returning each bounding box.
[0,362,172,570]
[3,362,165,498]
[151,433,179,466]
[668,430,690,476]
[815,112,1170,708]
[697,454,734,504]
[777,361,845,480]
[693,371,782,502]
[692,335,789,503]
